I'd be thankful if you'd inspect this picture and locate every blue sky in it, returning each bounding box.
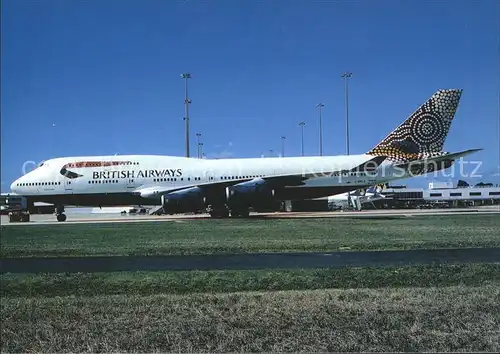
[1,0,499,191]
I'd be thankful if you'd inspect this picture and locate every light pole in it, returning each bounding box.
[281,136,286,157]
[342,72,353,209]
[317,103,324,156]
[341,72,352,156]
[299,122,305,156]
[181,73,192,158]
[199,142,204,159]
[196,133,202,158]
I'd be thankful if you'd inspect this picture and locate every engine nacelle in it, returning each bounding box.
[161,187,205,214]
[225,178,275,207]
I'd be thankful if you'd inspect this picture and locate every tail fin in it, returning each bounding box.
[367,89,462,162]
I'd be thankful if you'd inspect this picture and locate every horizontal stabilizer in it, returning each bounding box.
[394,148,482,176]
[395,148,482,168]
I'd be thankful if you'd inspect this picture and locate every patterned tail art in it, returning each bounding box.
[367,89,462,162]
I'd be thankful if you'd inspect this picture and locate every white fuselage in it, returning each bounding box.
[10,154,414,206]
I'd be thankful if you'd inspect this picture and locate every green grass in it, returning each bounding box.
[3,264,499,351]
[2,264,499,297]
[2,214,500,257]
[2,284,499,352]
[2,214,499,351]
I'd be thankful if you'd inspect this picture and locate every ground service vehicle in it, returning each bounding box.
[0,195,30,222]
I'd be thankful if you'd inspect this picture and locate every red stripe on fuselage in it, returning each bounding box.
[62,161,133,169]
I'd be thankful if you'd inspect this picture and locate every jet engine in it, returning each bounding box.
[161,187,205,214]
[225,178,275,208]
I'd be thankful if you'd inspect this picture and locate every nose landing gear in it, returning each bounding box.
[56,205,66,222]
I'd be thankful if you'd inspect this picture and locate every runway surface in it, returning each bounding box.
[1,206,499,226]
[2,247,499,273]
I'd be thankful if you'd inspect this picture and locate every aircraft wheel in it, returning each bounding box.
[209,207,229,218]
[56,213,67,222]
[230,208,249,218]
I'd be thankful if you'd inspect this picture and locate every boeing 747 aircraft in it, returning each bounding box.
[9,89,481,221]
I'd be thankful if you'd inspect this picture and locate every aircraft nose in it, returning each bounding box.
[10,176,24,193]
[10,180,18,193]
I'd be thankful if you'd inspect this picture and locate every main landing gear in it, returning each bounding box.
[208,205,230,218]
[56,205,67,222]
[207,205,250,218]
[229,207,250,218]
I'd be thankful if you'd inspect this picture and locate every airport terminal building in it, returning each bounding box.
[381,181,500,209]
[285,180,500,212]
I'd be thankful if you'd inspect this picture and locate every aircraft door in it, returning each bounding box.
[126,177,139,190]
[64,179,73,193]
[204,169,216,184]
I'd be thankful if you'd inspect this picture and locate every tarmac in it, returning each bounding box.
[1,206,499,226]
[2,247,500,274]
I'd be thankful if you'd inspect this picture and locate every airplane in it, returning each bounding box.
[327,185,391,211]
[9,89,481,221]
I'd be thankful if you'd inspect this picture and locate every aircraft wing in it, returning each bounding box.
[260,155,387,187]
[133,155,387,198]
